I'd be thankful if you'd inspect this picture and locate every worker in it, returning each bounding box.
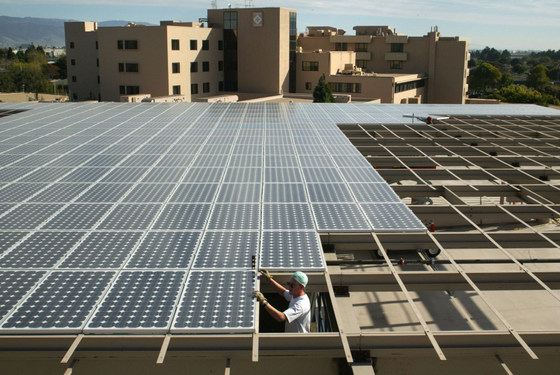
[253,270,311,333]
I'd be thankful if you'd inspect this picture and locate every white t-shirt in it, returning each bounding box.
[282,290,311,333]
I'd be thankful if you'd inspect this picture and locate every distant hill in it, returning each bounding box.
[0,16,153,48]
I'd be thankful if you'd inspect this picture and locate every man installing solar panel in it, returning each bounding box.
[253,270,311,333]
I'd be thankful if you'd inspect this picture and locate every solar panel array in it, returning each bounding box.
[0,102,432,334]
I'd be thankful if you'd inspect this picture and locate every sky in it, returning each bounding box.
[1,0,559,50]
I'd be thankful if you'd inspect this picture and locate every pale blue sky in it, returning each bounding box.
[1,0,559,50]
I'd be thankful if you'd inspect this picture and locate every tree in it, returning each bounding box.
[468,62,502,94]
[489,84,559,106]
[526,64,550,91]
[500,72,513,88]
[54,54,67,79]
[313,74,335,103]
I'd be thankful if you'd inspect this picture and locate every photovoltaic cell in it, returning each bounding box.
[0,204,64,229]
[361,203,426,232]
[263,203,315,230]
[76,183,133,202]
[123,183,175,203]
[260,231,324,270]
[153,204,210,230]
[43,203,112,229]
[29,183,91,203]
[172,270,255,332]
[312,203,371,232]
[1,271,114,332]
[0,271,45,321]
[208,204,260,230]
[264,183,307,203]
[98,204,161,229]
[0,183,49,202]
[194,231,258,269]
[60,232,143,268]
[126,232,200,268]
[86,271,185,332]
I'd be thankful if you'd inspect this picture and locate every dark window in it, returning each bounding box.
[118,63,125,72]
[218,40,224,50]
[191,83,198,95]
[390,60,403,69]
[72,76,77,82]
[95,41,98,49]
[218,61,224,71]
[96,58,99,67]
[70,42,75,49]
[72,93,77,100]
[124,40,138,49]
[120,85,125,95]
[190,40,197,50]
[172,62,180,73]
[302,61,319,71]
[126,63,139,72]
[173,85,181,95]
[335,42,347,51]
[71,59,76,66]
[203,82,210,93]
[191,62,198,73]
[117,40,123,49]
[329,82,361,93]
[391,43,404,52]
[171,39,180,50]
[355,43,368,52]
[356,60,368,69]
[219,81,224,91]
[97,76,100,84]
[202,40,209,50]
[126,86,140,95]
[395,79,425,93]
[305,82,312,90]
[202,61,210,72]
[224,11,238,29]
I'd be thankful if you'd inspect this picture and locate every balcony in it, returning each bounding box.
[356,52,371,60]
[385,52,407,61]
[385,35,408,43]
[330,35,372,43]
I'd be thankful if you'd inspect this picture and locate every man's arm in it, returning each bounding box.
[262,302,287,322]
[260,269,287,295]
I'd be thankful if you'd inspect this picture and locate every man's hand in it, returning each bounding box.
[260,269,273,281]
[253,290,267,305]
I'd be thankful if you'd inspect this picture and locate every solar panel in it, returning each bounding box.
[0,102,445,334]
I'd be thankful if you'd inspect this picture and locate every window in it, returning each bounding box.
[395,79,425,93]
[202,40,209,50]
[126,86,140,95]
[191,62,198,73]
[172,62,180,74]
[202,61,209,72]
[390,60,403,69]
[120,85,125,95]
[171,39,180,50]
[126,63,138,72]
[391,43,404,52]
[124,40,138,49]
[70,42,75,49]
[335,42,347,51]
[302,61,319,71]
[72,76,77,82]
[355,43,368,52]
[71,59,76,66]
[173,85,181,95]
[305,82,312,90]
[97,76,100,84]
[190,40,197,50]
[203,82,210,93]
[218,40,224,50]
[119,63,139,72]
[218,61,224,71]
[117,40,123,49]
[224,11,238,30]
[72,93,77,100]
[329,82,361,93]
[95,41,98,49]
[191,83,198,95]
[356,60,368,69]
[96,58,99,67]
[218,81,224,91]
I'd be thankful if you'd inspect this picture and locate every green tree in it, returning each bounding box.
[526,64,550,91]
[468,62,502,94]
[54,54,67,79]
[500,72,513,88]
[489,84,559,106]
[313,74,335,103]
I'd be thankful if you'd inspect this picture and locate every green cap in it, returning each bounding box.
[292,271,308,287]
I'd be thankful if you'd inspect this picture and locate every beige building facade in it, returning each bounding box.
[65,8,467,104]
[298,25,469,103]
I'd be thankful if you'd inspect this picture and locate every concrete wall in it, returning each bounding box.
[65,22,100,101]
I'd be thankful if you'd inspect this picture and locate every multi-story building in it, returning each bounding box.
[297,26,470,103]
[65,7,468,104]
